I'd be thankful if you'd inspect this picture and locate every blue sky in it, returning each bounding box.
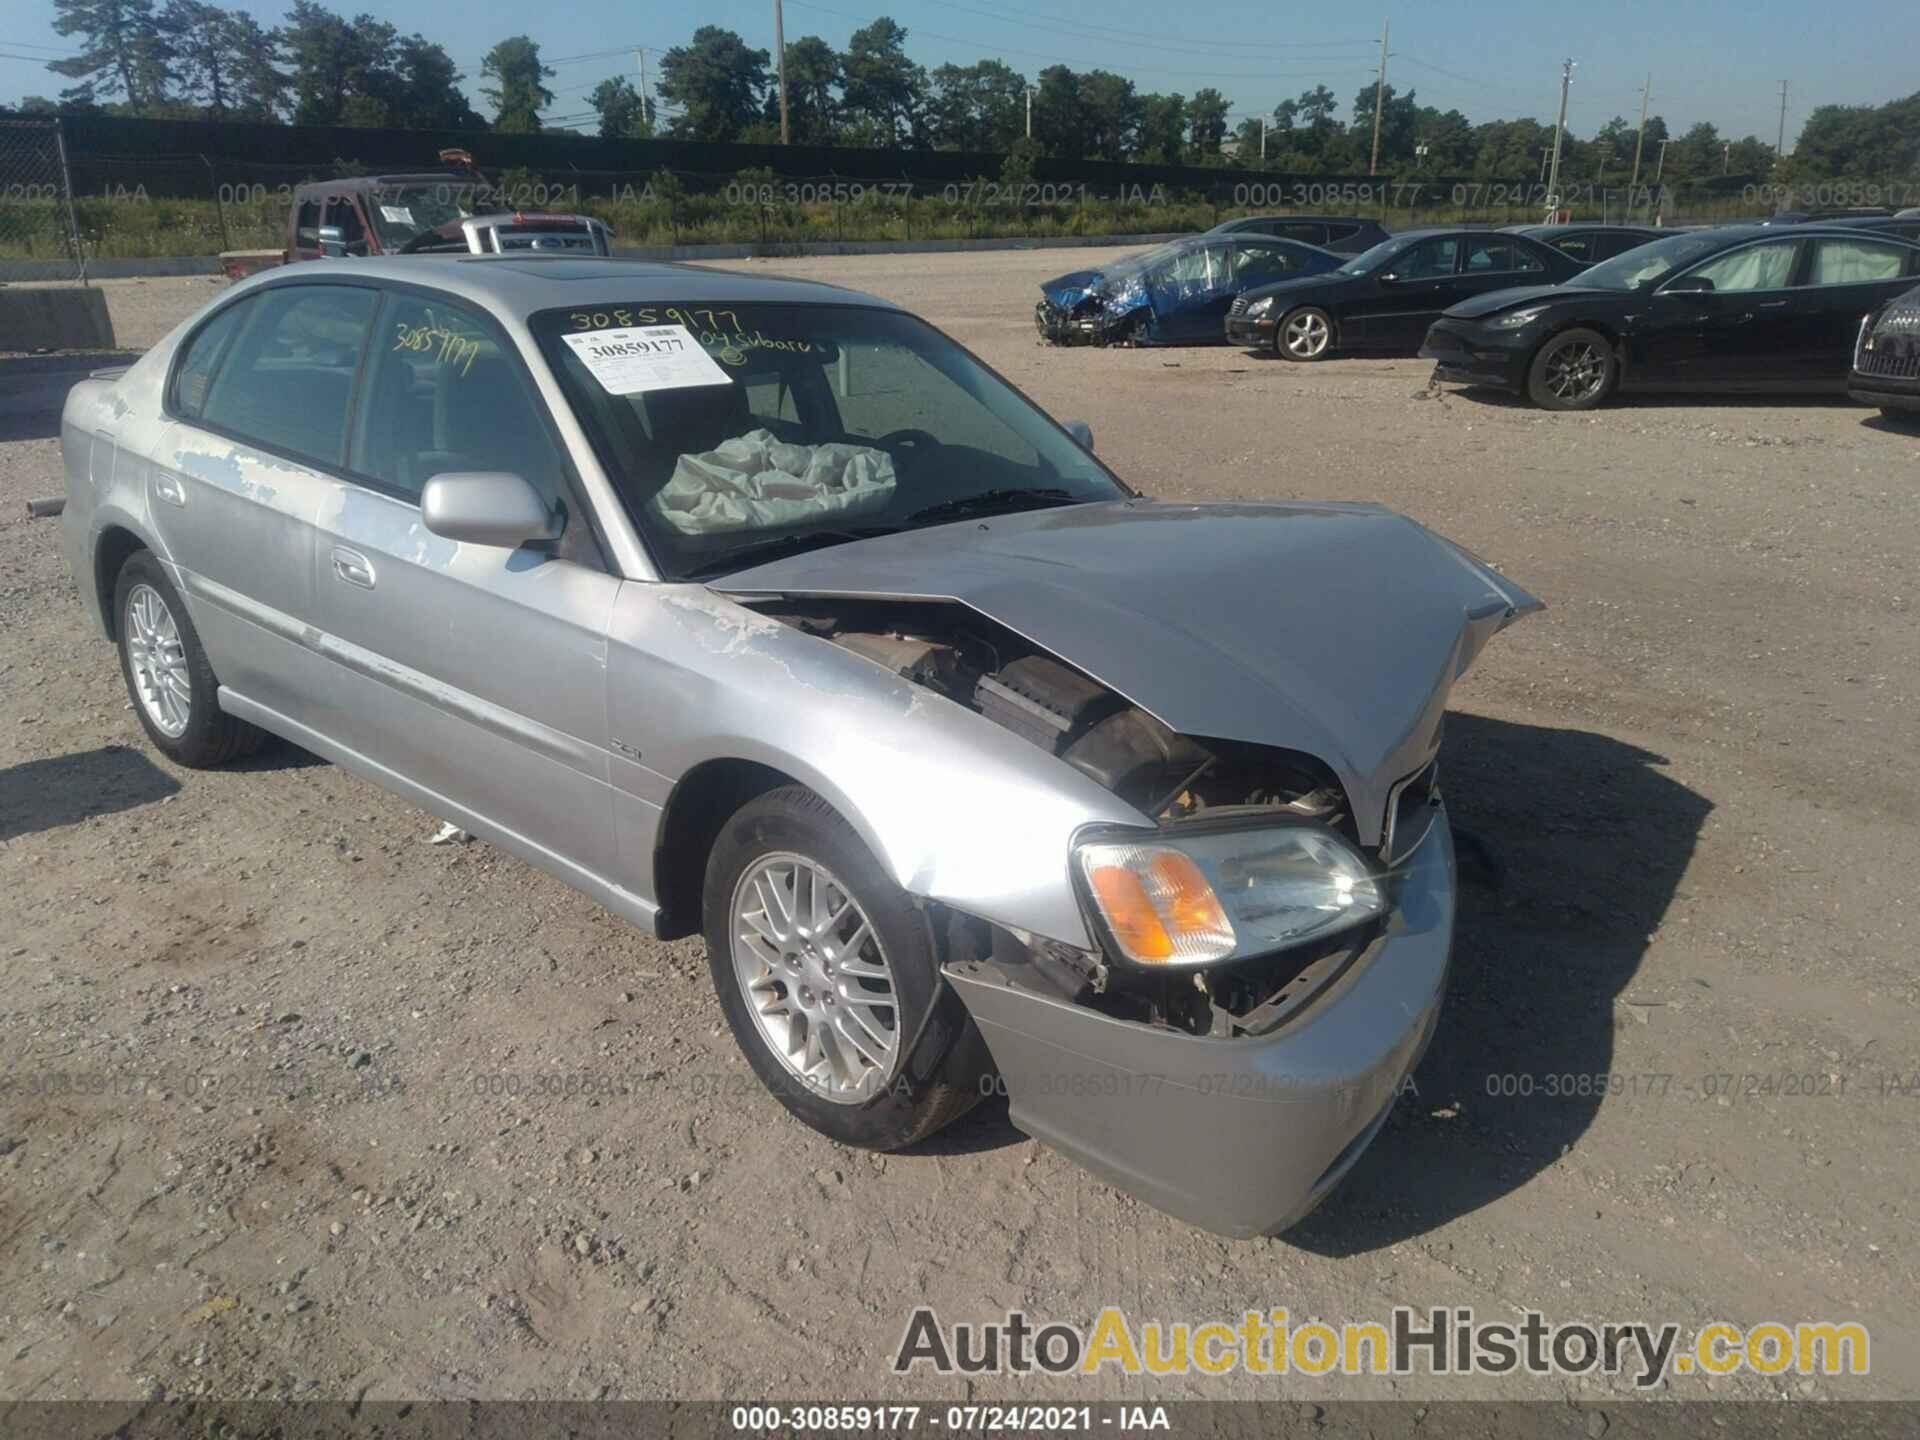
[4,0,1916,145]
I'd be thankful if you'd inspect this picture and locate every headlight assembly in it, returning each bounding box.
[1489,306,1548,330]
[1244,296,1275,318]
[1076,824,1386,967]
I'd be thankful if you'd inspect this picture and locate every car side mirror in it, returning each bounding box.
[420,472,563,549]
[1063,419,1095,452]
[317,224,350,258]
[1664,274,1715,294]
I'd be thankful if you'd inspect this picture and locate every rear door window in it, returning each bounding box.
[1233,242,1306,285]
[168,298,252,419]
[198,285,376,466]
[1809,238,1907,285]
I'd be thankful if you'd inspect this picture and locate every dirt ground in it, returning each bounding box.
[2,252,1917,1406]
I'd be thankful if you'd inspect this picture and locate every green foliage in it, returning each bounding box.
[481,35,553,134]
[589,76,654,140]
[657,26,769,142]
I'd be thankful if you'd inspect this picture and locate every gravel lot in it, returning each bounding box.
[2,253,1917,1406]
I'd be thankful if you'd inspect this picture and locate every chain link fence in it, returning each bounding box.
[0,118,87,282]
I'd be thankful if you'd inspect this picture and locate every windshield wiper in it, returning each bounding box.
[906,487,1079,526]
[682,526,898,579]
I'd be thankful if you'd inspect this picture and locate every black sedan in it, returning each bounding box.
[1205,214,1391,255]
[1225,229,1583,360]
[1503,222,1665,268]
[1849,280,1920,419]
[1420,225,1920,409]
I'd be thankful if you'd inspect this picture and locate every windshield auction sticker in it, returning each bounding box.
[560,323,734,394]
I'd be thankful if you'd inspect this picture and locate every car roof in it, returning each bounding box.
[292,172,472,195]
[243,255,895,318]
[1507,222,1659,235]
[1224,214,1376,224]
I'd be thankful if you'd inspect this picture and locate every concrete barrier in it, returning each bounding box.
[0,231,1188,283]
[0,285,117,350]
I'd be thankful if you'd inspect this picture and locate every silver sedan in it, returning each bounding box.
[59,256,1539,1237]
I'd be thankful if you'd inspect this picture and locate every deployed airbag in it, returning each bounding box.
[651,428,897,534]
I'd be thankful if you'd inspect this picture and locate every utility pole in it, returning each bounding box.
[772,0,790,144]
[1775,79,1789,163]
[1368,19,1389,176]
[1629,72,1650,187]
[1025,85,1035,140]
[1543,57,1573,219]
[635,48,649,135]
[1260,115,1268,161]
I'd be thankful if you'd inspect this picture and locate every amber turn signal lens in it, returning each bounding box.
[1149,851,1232,937]
[1086,864,1175,961]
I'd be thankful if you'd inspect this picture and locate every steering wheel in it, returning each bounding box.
[875,428,942,452]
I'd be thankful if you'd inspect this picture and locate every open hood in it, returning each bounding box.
[715,500,1541,846]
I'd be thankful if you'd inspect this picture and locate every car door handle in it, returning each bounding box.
[154,474,186,507]
[1755,299,1790,309]
[331,546,376,589]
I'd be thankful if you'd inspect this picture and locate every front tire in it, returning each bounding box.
[703,785,988,1149]
[113,550,265,767]
[1277,306,1334,361]
[1527,327,1617,410]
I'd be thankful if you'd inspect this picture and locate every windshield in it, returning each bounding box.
[534,302,1127,579]
[1575,230,1732,290]
[365,182,476,248]
[1337,236,1405,275]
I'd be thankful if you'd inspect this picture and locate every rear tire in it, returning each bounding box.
[1277,306,1334,361]
[113,550,266,768]
[1527,327,1617,410]
[703,785,988,1150]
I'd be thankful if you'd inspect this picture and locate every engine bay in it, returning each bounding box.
[746,596,1378,1037]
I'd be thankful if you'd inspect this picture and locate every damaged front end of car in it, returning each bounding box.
[1034,269,1152,346]
[700,499,1540,1236]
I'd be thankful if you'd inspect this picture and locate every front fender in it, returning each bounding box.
[608,583,1148,948]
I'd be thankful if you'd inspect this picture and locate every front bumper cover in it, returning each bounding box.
[1224,313,1276,348]
[945,811,1456,1239]
[1420,319,1534,391]
[1849,369,1920,412]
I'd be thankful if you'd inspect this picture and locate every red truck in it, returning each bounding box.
[220,149,613,279]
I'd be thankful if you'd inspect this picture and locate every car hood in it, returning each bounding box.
[1241,270,1363,304]
[715,501,1542,845]
[1445,283,1611,319]
[1040,268,1107,307]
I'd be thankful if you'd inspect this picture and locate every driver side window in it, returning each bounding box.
[1394,237,1459,279]
[351,292,565,504]
[1686,241,1799,292]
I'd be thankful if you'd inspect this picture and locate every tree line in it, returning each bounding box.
[13,4,1918,186]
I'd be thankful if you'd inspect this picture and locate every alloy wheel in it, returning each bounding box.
[124,583,192,738]
[729,852,901,1104]
[1542,337,1608,402]
[1283,310,1330,359]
